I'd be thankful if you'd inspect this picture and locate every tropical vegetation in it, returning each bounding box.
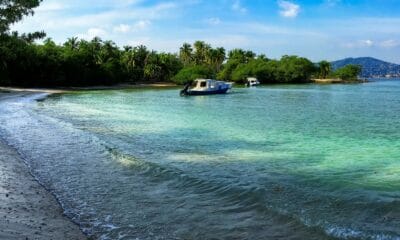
[0,0,361,87]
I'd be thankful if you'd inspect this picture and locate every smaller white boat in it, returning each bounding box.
[180,79,233,96]
[246,77,260,87]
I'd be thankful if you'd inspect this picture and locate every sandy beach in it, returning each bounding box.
[0,91,87,240]
[0,82,178,94]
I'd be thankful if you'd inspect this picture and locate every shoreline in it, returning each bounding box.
[311,78,369,84]
[0,92,87,239]
[0,82,178,94]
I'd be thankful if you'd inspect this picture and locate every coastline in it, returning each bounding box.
[0,92,87,239]
[311,78,369,84]
[0,82,178,94]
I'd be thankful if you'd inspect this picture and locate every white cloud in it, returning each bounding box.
[362,39,374,47]
[113,24,131,33]
[128,37,151,47]
[133,20,151,30]
[232,0,247,13]
[206,17,221,25]
[12,1,176,34]
[342,39,400,49]
[278,1,300,18]
[379,40,400,48]
[343,39,374,48]
[79,27,108,40]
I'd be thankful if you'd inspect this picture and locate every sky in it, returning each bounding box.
[11,0,400,63]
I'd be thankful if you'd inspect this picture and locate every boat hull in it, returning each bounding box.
[185,88,229,96]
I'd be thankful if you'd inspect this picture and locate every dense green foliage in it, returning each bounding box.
[0,35,183,86]
[0,0,42,33]
[0,1,360,86]
[317,60,331,79]
[217,53,316,84]
[333,64,362,81]
[172,65,213,84]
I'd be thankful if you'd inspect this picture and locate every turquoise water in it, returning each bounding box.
[0,80,400,239]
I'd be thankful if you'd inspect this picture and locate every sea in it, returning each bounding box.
[0,79,399,239]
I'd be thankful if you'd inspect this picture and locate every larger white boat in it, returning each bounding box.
[180,79,233,96]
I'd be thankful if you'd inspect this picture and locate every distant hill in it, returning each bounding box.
[331,57,400,78]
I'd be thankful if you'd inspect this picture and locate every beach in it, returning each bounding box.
[0,91,86,240]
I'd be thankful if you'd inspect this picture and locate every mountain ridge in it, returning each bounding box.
[331,57,400,78]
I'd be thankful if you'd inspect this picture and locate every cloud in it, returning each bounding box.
[113,20,151,34]
[232,0,247,13]
[134,20,151,30]
[79,27,108,40]
[128,37,151,47]
[343,39,374,48]
[379,40,400,48]
[278,1,300,18]
[206,17,221,25]
[12,1,176,33]
[343,39,400,49]
[362,39,374,47]
[113,24,131,33]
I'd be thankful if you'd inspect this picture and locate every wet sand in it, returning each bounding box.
[0,82,178,94]
[0,92,87,239]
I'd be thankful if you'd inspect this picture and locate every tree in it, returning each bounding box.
[277,55,316,83]
[173,65,213,84]
[217,59,240,80]
[215,47,226,72]
[228,49,255,64]
[318,60,331,79]
[179,43,193,66]
[193,40,210,65]
[231,63,252,82]
[206,47,225,72]
[16,30,46,43]
[333,64,362,81]
[121,45,148,81]
[0,0,42,33]
[64,37,79,50]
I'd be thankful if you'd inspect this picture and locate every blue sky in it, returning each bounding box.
[11,0,400,63]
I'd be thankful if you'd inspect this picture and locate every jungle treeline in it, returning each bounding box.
[0,0,361,87]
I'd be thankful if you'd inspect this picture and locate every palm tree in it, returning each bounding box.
[123,45,132,52]
[144,51,162,81]
[97,40,118,64]
[258,54,268,61]
[228,49,246,63]
[215,47,225,72]
[204,47,225,73]
[179,43,193,66]
[134,45,149,68]
[319,60,331,79]
[193,40,210,65]
[121,45,149,81]
[245,50,256,63]
[64,37,79,50]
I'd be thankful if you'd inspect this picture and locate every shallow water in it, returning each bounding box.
[0,80,400,239]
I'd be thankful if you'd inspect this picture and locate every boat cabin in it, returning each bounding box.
[246,77,260,86]
[192,79,230,91]
[180,79,233,96]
